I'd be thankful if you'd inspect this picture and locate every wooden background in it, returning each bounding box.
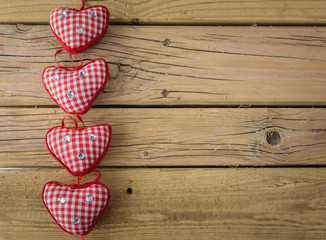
[1,0,326,239]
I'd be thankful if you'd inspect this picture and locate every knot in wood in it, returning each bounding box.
[163,39,171,47]
[266,130,281,146]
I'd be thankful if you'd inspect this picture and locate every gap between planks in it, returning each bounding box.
[3,165,326,170]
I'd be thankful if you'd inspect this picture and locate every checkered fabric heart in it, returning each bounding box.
[43,181,110,235]
[46,124,112,176]
[50,6,109,53]
[42,58,109,115]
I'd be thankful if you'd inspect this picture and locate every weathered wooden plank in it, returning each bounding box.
[1,168,326,239]
[1,25,326,106]
[1,107,326,167]
[0,0,326,25]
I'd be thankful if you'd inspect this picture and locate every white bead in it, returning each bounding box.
[60,12,67,18]
[86,194,94,203]
[67,90,75,99]
[90,11,97,18]
[77,152,85,160]
[58,196,66,204]
[79,71,85,78]
[63,135,71,142]
[88,134,96,141]
[76,27,84,34]
[72,216,81,224]
[52,74,59,81]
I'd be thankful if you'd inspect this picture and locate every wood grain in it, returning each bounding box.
[1,168,326,239]
[1,107,326,167]
[1,25,326,106]
[0,0,325,25]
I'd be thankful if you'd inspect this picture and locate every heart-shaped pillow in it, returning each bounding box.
[42,181,110,235]
[42,58,109,115]
[46,123,112,176]
[50,6,109,53]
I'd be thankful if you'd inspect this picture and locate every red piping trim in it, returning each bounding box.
[42,181,110,236]
[42,58,109,115]
[49,5,110,54]
[45,123,112,176]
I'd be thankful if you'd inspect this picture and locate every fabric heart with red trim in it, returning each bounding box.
[42,58,109,115]
[50,6,109,53]
[42,181,110,235]
[46,123,112,176]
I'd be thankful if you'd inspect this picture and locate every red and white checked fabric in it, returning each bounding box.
[42,58,109,115]
[46,124,112,176]
[43,181,110,235]
[50,6,109,53]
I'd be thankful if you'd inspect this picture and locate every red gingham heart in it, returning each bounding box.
[42,58,109,115]
[50,6,109,53]
[42,181,110,236]
[46,124,112,176]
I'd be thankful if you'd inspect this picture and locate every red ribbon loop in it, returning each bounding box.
[73,170,102,186]
[76,114,85,128]
[81,0,85,10]
[61,116,78,129]
[93,169,102,182]
[73,175,83,186]
[61,115,85,129]
[54,48,83,70]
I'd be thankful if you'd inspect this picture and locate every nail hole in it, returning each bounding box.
[162,90,169,98]
[132,18,139,24]
[143,151,149,156]
[127,187,133,194]
[266,130,281,146]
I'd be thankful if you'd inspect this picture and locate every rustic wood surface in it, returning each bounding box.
[1,168,326,240]
[1,25,326,106]
[0,0,325,25]
[1,0,326,239]
[1,107,326,167]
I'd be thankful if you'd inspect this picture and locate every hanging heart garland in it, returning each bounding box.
[42,0,112,238]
